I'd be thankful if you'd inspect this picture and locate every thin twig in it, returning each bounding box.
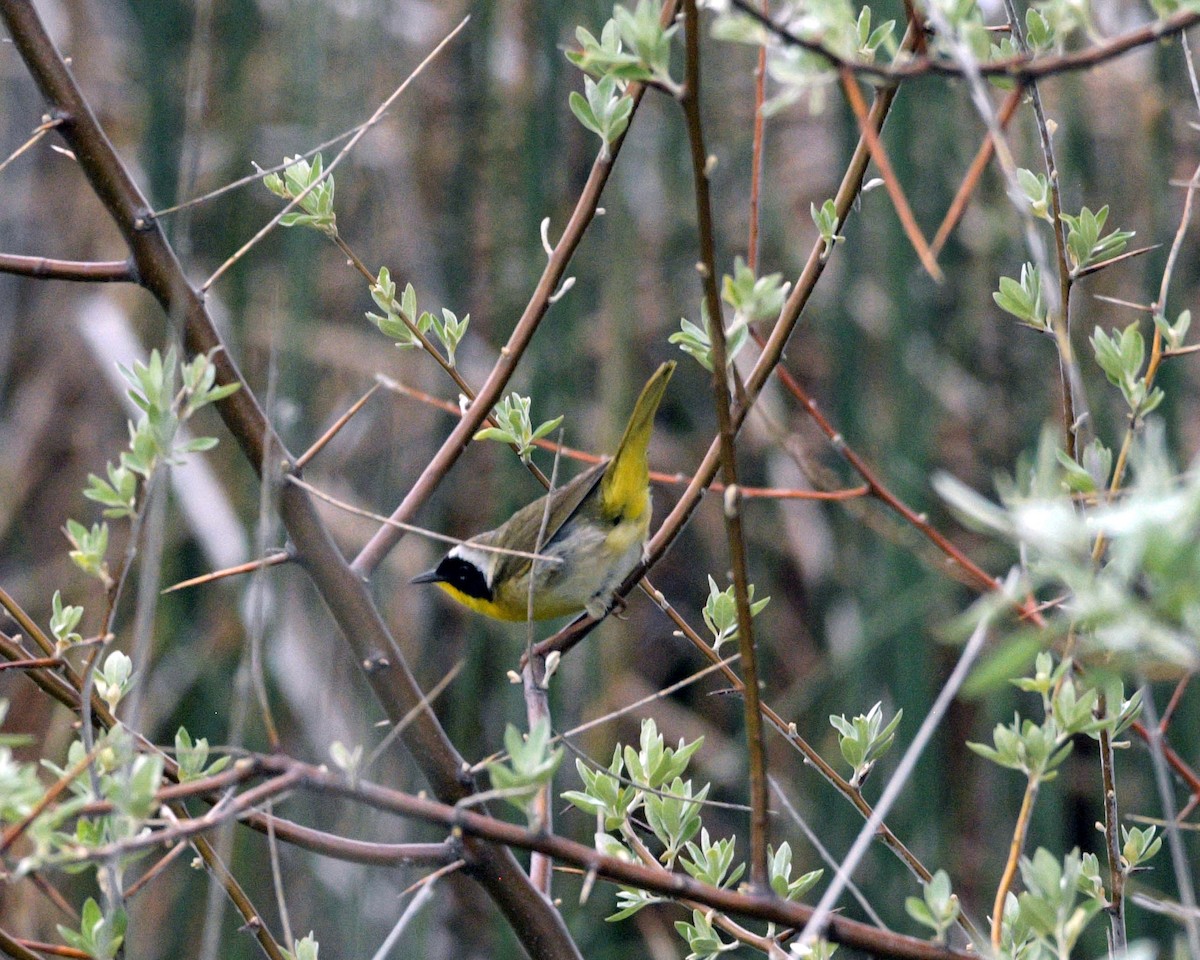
[161,551,291,594]
[0,115,60,174]
[931,86,1023,258]
[838,68,941,281]
[201,18,469,291]
[799,616,991,950]
[367,878,438,960]
[287,474,562,564]
[364,660,465,773]
[295,383,380,470]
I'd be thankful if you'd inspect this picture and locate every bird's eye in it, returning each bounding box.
[611,514,622,527]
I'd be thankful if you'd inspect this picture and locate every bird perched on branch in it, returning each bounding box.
[414,361,675,621]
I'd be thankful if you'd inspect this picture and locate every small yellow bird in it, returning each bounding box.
[413,361,675,621]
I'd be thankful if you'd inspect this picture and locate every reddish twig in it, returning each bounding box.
[931,85,1023,257]
[838,68,942,281]
[295,383,380,469]
[161,551,291,594]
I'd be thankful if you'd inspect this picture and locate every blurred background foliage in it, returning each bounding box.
[2,0,1199,957]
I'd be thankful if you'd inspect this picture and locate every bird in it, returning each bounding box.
[413,361,675,621]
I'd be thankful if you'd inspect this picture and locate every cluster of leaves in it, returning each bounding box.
[830,700,901,788]
[562,719,822,958]
[811,199,844,258]
[366,268,469,366]
[962,654,1156,958]
[1091,322,1164,419]
[65,348,236,595]
[938,424,1200,669]
[175,727,231,783]
[566,1,676,152]
[671,258,788,372]
[261,153,337,236]
[19,727,163,877]
[262,159,471,368]
[485,719,564,823]
[968,653,1142,781]
[1,712,236,957]
[996,173,1136,333]
[998,848,1107,960]
[58,898,127,960]
[905,870,962,944]
[473,392,565,463]
[701,573,770,651]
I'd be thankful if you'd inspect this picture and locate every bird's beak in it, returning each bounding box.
[411,569,443,585]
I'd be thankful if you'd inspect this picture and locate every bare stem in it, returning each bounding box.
[680,0,769,888]
[1097,694,1126,954]
[991,776,1039,951]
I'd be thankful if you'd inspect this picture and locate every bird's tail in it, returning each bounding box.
[600,361,675,521]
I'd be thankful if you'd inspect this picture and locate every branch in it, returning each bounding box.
[0,253,135,282]
[729,0,1200,84]
[680,0,769,890]
[96,755,974,960]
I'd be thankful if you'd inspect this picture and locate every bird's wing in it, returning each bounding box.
[487,460,607,586]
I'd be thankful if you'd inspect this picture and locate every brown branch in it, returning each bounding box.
[142,756,974,960]
[0,253,134,282]
[729,0,1200,84]
[680,0,769,889]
